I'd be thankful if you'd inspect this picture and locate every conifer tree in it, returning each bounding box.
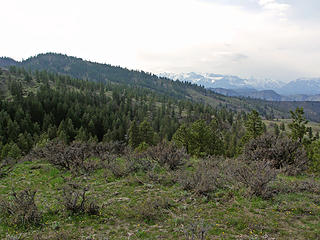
[172,123,190,151]
[75,126,88,142]
[274,123,280,137]
[243,110,264,141]
[288,107,308,143]
[128,120,140,148]
[139,120,154,146]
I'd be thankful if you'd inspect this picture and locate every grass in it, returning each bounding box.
[264,119,320,134]
[1,158,320,239]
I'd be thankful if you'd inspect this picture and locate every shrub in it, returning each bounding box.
[34,140,122,175]
[146,166,176,186]
[0,157,15,178]
[0,189,42,227]
[34,141,88,172]
[95,141,126,155]
[271,177,320,195]
[105,147,155,178]
[61,181,99,216]
[144,141,189,170]
[232,160,277,199]
[107,153,139,178]
[242,134,308,175]
[177,157,227,197]
[136,197,172,222]
[183,221,210,240]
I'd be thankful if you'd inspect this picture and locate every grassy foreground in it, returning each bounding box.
[1,156,320,240]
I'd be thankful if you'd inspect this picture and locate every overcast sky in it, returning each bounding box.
[1,0,319,82]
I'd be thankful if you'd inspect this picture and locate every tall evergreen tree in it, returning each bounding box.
[139,120,154,146]
[288,107,308,143]
[128,120,140,148]
[243,110,264,141]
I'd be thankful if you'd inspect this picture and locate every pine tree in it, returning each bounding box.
[17,133,29,153]
[75,126,88,142]
[288,107,308,143]
[139,120,154,146]
[274,123,280,137]
[128,120,140,148]
[172,123,190,151]
[47,124,57,140]
[173,120,224,157]
[244,110,264,141]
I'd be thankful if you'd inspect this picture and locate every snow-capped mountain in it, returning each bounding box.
[159,72,320,101]
[159,72,255,89]
[159,72,285,91]
[246,77,286,91]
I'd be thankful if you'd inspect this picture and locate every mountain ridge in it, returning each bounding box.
[160,72,320,100]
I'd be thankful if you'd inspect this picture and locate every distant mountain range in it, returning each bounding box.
[159,72,320,101]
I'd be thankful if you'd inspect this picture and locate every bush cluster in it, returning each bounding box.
[0,157,16,179]
[136,197,172,222]
[144,141,189,170]
[176,157,277,199]
[183,221,210,240]
[242,134,309,175]
[231,160,277,199]
[0,189,42,227]
[2,130,312,232]
[34,141,124,175]
[61,181,100,216]
[177,158,227,197]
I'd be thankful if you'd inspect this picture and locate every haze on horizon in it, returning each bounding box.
[1,0,320,82]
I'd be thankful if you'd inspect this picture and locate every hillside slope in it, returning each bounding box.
[2,53,320,121]
[1,145,320,239]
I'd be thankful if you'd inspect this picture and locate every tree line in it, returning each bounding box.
[1,66,320,174]
[0,67,246,159]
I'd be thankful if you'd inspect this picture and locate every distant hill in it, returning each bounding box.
[209,88,240,97]
[0,57,17,67]
[278,78,320,95]
[0,53,269,111]
[210,88,281,101]
[210,87,320,102]
[0,53,215,100]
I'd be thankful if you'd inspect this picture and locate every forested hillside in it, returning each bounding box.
[3,53,320,121]
[0,67,249,159]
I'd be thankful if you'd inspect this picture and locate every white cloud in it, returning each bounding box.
[258,0,290,20]
[0,0,319,82]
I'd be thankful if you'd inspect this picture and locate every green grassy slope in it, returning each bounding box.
[1,157,320,239]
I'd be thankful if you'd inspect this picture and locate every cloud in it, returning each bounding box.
[258,0,290,20]
[0,0,319,82]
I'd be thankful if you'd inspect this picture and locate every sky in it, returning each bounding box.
[1,0,319,82]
